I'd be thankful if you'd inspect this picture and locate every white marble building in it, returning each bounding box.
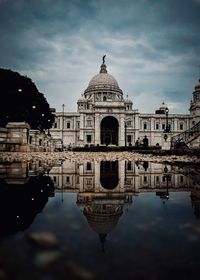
[50,59,200,149]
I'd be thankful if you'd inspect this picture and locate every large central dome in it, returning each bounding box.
[84,61,123,98]
[89,71,119,87]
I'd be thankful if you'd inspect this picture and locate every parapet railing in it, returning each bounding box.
[171,121,200,149]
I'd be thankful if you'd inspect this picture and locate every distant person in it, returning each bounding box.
[143,161,149,171]
[135,137,141,148]
[143,135,149,149]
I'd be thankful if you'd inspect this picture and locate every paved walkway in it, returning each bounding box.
[0,151,199,163]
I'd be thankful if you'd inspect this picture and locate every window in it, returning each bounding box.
[126,121,132,127]
[162,124,165,130]
[125,178,132,185]
[180,175,184,183]
[144,176,147,183]
[87,135,92,143]
[29,162,32,170]
[77,122,80,128]
[156,123,159,130]
[53,176,57,183]
[127,135,132,143]
[86,178,92,185]
[76,176,79,184]
[127,161,132,171]
[103,96,106,101]
[156,176,159,183]
[180,123,183,130]
[54,123,57,128]
[29,136,32,144]
[143,123,147,130]
[86,120,92,127]
[86,162,92,170]
[67,122,71,129]
[66,176,70,183]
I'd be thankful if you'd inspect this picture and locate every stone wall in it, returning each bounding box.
[0,122,57,152]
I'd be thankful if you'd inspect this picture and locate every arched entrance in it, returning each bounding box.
[100,161,119,190]
[101,116,118,145]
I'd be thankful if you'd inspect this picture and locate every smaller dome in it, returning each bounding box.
[155,101,168,114]
[77,94,87,102]
[124,95,133,104]
[194,79,200,91]
[159,101,168,110]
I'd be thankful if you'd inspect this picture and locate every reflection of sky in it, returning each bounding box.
[24,192,200,279]
[1,159,200,279]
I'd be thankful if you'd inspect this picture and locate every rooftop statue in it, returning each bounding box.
[103,55,106,64]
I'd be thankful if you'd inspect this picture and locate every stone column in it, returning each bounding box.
[95,113,100,145]
[79,113,84,145]
[134,111,139,144]
[94,161,100,192]
[119,114,125,146]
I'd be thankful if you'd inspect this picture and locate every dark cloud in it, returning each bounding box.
[0,0,199,113]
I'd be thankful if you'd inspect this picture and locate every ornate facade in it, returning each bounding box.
[50,59,200,149]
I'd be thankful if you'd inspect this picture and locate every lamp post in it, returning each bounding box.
[165,107,170,133]
[156,165,170,203]
[62,104,65,151]
[125,122,127,147]
[163,165,170,201]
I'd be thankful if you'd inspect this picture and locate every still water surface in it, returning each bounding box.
[0,158,200,280]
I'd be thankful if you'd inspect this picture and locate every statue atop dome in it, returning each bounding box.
[102,55,106,64]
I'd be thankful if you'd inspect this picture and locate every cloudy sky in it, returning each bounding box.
[0,0,200,113]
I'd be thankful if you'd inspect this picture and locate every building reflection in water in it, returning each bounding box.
[78,160,132,251]
[1,159,200,249]
[49,158,200,250]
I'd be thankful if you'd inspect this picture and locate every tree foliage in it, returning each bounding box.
[0,68,54,130]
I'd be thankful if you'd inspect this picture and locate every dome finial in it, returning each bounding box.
[100,55,107,73]
[102,55,106,64]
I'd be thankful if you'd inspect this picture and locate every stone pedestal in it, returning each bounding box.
[6,122,30,152]
[162,133,173,150]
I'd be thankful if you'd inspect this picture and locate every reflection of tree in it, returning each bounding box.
[191,190,200,219]
[0,175,54,237]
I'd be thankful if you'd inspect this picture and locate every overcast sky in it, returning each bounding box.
[0,0,200,113]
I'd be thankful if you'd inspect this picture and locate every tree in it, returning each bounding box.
[0,68,54,130]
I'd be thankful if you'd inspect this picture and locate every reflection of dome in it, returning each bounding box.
[83,203,123,252]
[84,204,123,234]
